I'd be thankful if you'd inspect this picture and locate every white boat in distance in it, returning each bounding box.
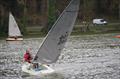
[22,0,80,76]
[6,12,23,41]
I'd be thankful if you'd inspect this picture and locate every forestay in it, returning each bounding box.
[33,0,80,64]
[8,13,22,37]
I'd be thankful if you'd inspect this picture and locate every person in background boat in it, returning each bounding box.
[24,49,32,63]
[14,36,17,40]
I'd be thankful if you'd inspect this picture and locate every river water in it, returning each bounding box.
[0,33,120,79]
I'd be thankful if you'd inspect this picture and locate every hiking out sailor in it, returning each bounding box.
[23,50,40,71]
[24,50,32,63]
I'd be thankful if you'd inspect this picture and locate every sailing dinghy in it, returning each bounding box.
[22,0,79,75]
[6,12,23,41]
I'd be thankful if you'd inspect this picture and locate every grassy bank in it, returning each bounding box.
[72,23,120,35]
[24,23,120,38]
[0,23,120,39]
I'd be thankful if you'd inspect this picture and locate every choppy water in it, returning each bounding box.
[0,33,120,79]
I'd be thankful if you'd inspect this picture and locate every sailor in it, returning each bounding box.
[23,49,32,63]
[14,36,17,40]
[24,49,40,71]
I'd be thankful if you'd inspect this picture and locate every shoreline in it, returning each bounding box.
[0,31,120,40]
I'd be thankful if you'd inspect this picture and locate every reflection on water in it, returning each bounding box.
[0,34,120,79]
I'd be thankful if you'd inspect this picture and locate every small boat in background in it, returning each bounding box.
[6,12,23,41]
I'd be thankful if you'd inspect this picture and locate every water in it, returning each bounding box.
[0,33,120,79]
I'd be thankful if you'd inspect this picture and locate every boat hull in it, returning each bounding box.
[22,63,54,76]
[6,37,23,41]
[115,35,120,38]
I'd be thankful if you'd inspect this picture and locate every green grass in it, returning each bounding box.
[0,23,120,39]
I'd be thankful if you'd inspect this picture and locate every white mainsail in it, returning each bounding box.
[33,0,80,64]
[8,13,22,37]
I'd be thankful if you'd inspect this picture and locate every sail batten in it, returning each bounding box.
[33,0,80,64]
[8,12,22,37]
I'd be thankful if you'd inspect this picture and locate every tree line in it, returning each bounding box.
[0,0,119,36]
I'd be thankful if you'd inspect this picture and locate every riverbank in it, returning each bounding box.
[0,23,120,39]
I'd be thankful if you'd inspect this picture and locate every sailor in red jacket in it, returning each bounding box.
[24,50,32,63]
